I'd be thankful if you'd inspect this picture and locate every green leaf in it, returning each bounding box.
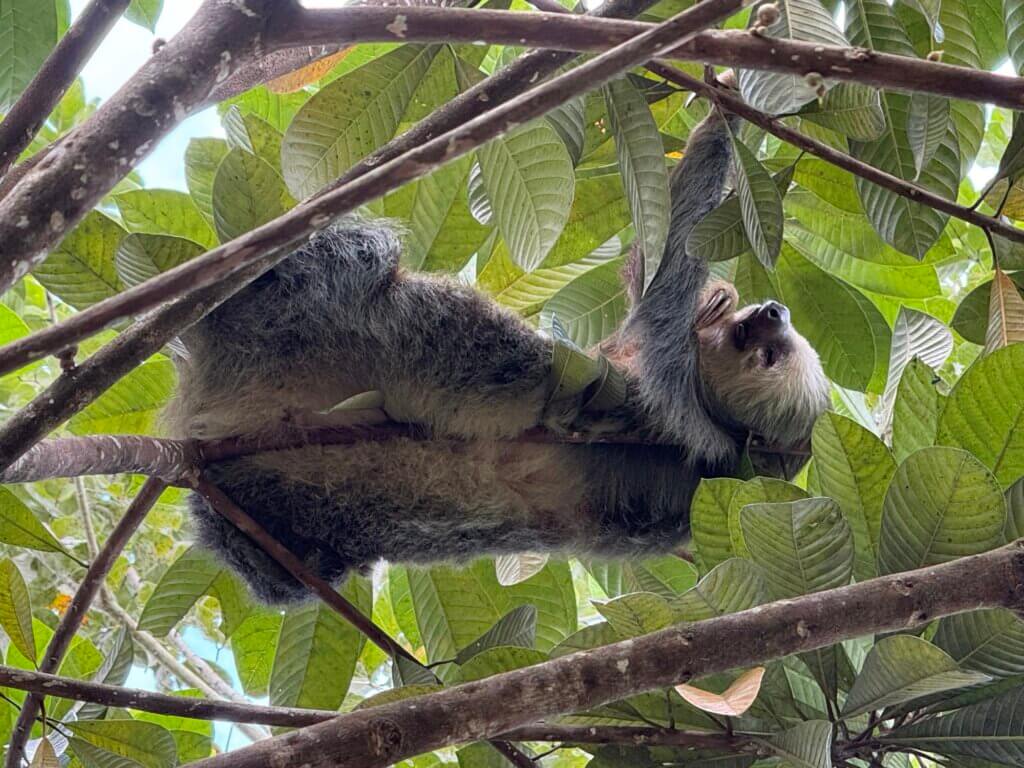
[937,0,986,173]
[504,559,577,652]
[115,189,216,248]
[137,546,223,636]
[544,172,631,268]
[231,610,282,697]
[125,0,162,31]
[546,96,586,166]
[282,45,439,199]
[0,0,61,111]
[594,592,676,637]
[603,76,669,294]
[812,412,896,581]
[0,559,34,662]
[0,487,65,553]
[115,234,204,288]
[842,635,990,717]
[776,244,877,390]
[399,155,490,272]
[79,628,135,720]
[477,119,575,271]
[270,575,369,709]
[800,82,886,141]
[690,478,744,571]
[1007,476,1024,541]
[892,358,942,463]
[223,106,284,172]
[672,558,768,622]
[937,343,1024,486]
[728,477,809,559]
[849,94,959,259]
[906,94,950,179]
[1007,0,1024,74]
[455,605,537,665]
[458,646,548,682]
[737,0,848,115]
[212,148,293,242]
[68,719,177,768]
[884,684,1024,763]
[879,307,953,433]
[184,138,230,229]
[689,165,794,263]
[33,211,125,309]
[540,259,627,349]
[729,133,784,269]
[68,357,176,436]
[953,273,1024,345]
[740,497,854,599]
[935,609,1024,678]
[877,447,1006,576]
[550,621,620,657]
[762,720,833,768]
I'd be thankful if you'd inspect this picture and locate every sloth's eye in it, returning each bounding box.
[763,346,776,367]
[734,322,748,348]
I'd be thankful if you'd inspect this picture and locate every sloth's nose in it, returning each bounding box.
[759,301,790,328]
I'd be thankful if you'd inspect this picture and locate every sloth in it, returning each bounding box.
[166,111,830,603]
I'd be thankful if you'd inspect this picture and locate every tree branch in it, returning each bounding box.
[0,0,291,296]
[0,0,746,473]
[5,477,166,768]
[645,62,1024,245]
[0,0,132,179]
[184,542,1024,768]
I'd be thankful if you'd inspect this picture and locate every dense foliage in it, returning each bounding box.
[2,0,1024,766]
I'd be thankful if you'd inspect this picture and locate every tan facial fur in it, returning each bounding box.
[696,281,830,447]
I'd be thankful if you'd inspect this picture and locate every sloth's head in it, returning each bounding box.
[696,282,830,448]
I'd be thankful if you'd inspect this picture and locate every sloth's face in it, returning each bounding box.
[696,282,830,448]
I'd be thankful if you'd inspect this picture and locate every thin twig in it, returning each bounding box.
[0,0,131,178]
[5,477,167,768]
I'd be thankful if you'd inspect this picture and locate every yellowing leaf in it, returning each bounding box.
[675,666,765,716]
[984,267,1024,354]
[268,48,353,93]
[29,739,59,768]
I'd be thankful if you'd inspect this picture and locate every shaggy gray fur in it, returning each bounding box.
[177,114,758,603]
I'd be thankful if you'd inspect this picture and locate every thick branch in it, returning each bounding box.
[0,0,131,179]
[263,6,1024,111]
[646,62,1024,244]
[0,0,744,472]
[0,0,289,296]
[188,542,1024,768]
[5,477,166,768]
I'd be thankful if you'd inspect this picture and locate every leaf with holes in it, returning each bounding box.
[137,546,223,636]
[984,267,1024,354]
[604,76,670,294]
[937,343,1024,486]
[738,0,847,115]
[676,667,765,717]
[877,447,1006,576]
[540,259,627,349]
[212,148,294,242]
[879,307,953,435]
[740,498,854,599]
[282,45,439,199]
[842,635,990,717]
[33,211,125,309]
[115,233,204,289]
[811,412,896,581]
[0,559,34,662]
[935,608,1024,678]
[892,358,942,463]
[477,119,574,272]
[729,134,783,269]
